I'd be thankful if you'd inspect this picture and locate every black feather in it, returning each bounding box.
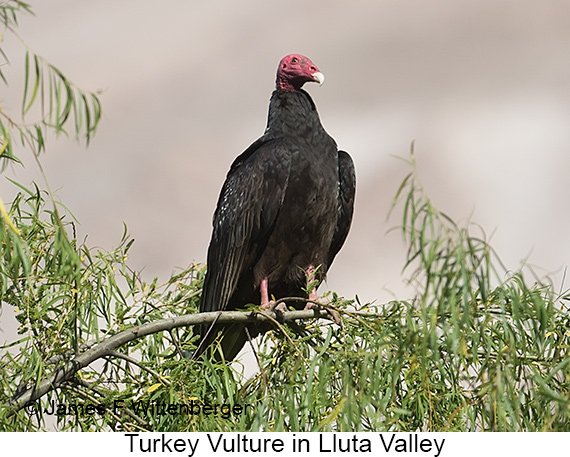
[195,87,355,361]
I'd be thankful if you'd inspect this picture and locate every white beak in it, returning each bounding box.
[312,72,325,86]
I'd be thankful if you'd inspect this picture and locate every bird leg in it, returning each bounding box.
[303,265,319,307]
[260,278,270,308]
[303,265,341,325]
[260,277,287,312]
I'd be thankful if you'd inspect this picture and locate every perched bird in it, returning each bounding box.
[195,54,355,361]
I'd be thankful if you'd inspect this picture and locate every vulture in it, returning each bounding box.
[195,54,355,361]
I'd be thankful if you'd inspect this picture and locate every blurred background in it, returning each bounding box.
[1,1,570,348]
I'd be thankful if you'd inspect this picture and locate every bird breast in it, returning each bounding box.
[253,139,339,287]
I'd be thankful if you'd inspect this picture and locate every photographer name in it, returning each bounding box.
[26,399,252,419]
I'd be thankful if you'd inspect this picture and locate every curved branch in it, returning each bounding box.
[6,308,341,416]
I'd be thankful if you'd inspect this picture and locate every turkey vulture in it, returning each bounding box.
[195,54,355,361]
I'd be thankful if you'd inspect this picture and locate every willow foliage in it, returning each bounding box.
[1,2,569,433]
[2,152,569,431]
[0,1,101,169]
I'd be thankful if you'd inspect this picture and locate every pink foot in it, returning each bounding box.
[303,300,319,311]
[303,301,341,325]
[302,270,341,324]
[270,301,287,313]
[259,278,287,312]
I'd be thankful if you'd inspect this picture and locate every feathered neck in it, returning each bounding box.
[265,90,320,135]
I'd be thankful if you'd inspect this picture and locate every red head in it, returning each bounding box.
[276,54,325,91]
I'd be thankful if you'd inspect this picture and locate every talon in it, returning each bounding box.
[261,300,287,313]
[303,301,341,325]
[303,301,319,311]
[271,301,287,313]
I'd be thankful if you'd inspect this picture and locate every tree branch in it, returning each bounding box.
[6,307,350,416]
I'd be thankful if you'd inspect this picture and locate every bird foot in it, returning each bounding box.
[303,300,320,311]
[261,300,287,313]
[303,301,341,325]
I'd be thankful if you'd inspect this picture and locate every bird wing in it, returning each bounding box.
[200,137,292,314]
[328,150,356,266]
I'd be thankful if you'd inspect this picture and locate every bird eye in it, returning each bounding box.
[291,57,298,64]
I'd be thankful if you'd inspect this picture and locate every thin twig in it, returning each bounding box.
[6,308,355,415]
[63,380,149,431]
[257,310,310,366]
[107,350,172,387]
